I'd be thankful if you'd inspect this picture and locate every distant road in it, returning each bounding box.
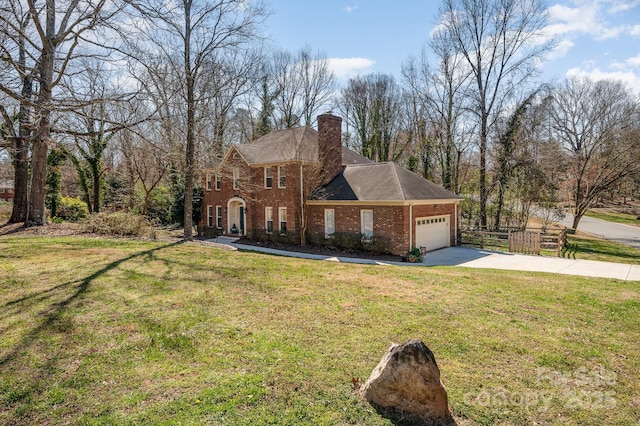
[558,213,640,249]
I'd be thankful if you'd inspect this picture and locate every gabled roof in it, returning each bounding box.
[215,126,372,168]
[235,126,319,165]
[315,162,461,201]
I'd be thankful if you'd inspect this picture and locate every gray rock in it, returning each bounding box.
[360,339,452,424]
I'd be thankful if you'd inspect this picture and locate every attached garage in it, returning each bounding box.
[415,215,450,252]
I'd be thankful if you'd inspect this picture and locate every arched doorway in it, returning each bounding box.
[227,197,246,236]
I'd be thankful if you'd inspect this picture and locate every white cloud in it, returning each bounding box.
[343,4,358,13]
[327,57,374,80]
[546,2,626,41]
[611,53,640,69]
[548,38,575,60]
[608,0,640,13]
[566,65,640,94]
[631,24,640,35]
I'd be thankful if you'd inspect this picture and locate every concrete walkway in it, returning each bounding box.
[204,237,640,281]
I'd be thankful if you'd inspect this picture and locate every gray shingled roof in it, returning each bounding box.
[315,162,461,201]
[341,147,373,165]
[230,126,372,167]
[235,127,318,165]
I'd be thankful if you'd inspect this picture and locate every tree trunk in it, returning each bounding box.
[9,73,33,223]
[26,1,55,227]
[479,115,488,229]
[27,135,49,226]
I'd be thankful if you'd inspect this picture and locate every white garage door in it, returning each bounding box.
[415,215,450,252]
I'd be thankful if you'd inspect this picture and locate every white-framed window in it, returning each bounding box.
[324,209,335,238]
[216,206,223,228]
[279,207,287,233]
[207,205,213,227]
[264,166,273,188]
[233,168,240,190]
[205,173,212,191]
[361,209,373,239]
[265,207,274,234]
[278,165,286,188]
[215,173,221,191]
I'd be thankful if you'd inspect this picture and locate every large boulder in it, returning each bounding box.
[360,339,452,424]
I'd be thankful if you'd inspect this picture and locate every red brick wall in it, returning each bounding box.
[201,155,314,239]
[307,203,458,255]
[317,113,342,184]
[0,187,13,202]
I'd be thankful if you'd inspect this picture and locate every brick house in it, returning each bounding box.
[201,113,461,256]
[0,181,14,203]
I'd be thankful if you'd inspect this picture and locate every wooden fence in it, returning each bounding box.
[462,228,567,256]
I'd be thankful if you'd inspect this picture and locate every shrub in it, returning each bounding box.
[57,196,89,222]
[319,232,393,255]
[202,226,223,238]
[82,212,157,238]
[249,228,299,245]
[327,232,365,251]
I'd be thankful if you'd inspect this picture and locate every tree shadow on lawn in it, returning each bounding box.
[0,240,185,413]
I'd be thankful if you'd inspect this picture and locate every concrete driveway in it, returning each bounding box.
[206,237,640,281]
[422,246,640,281]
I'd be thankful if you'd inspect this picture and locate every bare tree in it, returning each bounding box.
[548,77,640,229]
[402,37,471,191]
[340,73,404,162]
[0,0,121,226]
[270,45,336,129]
[56,58,139,214]
[436,0,554,228]
[1,2,34,222]
[125,0,267,239]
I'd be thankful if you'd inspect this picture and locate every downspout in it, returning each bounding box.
[409,202,413,250]
[300,163,304,244]
[454,202,458,245]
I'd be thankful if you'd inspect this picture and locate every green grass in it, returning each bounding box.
[564,233,640,264]
[584,209,640,225]
[1,235,639,425]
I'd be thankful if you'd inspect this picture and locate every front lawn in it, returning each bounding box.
[1,235,638,425]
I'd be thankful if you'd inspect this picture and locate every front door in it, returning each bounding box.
[227,198,247,236]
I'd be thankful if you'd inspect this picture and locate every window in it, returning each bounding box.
[233,168,240,190]
[216,206,222,228]
[278,165,286,188]
[279,207,287,233]
[264,167,273,188]
[361,209,373,239]
[205,173,212,191]
[265,207,273,234]
[215,174,221,191]
[207,205,213,227]
[324,209,335,238]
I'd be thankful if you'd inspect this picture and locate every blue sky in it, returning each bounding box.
[264,0,640,93]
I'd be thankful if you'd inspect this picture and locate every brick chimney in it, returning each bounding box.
[317,113,342,184]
